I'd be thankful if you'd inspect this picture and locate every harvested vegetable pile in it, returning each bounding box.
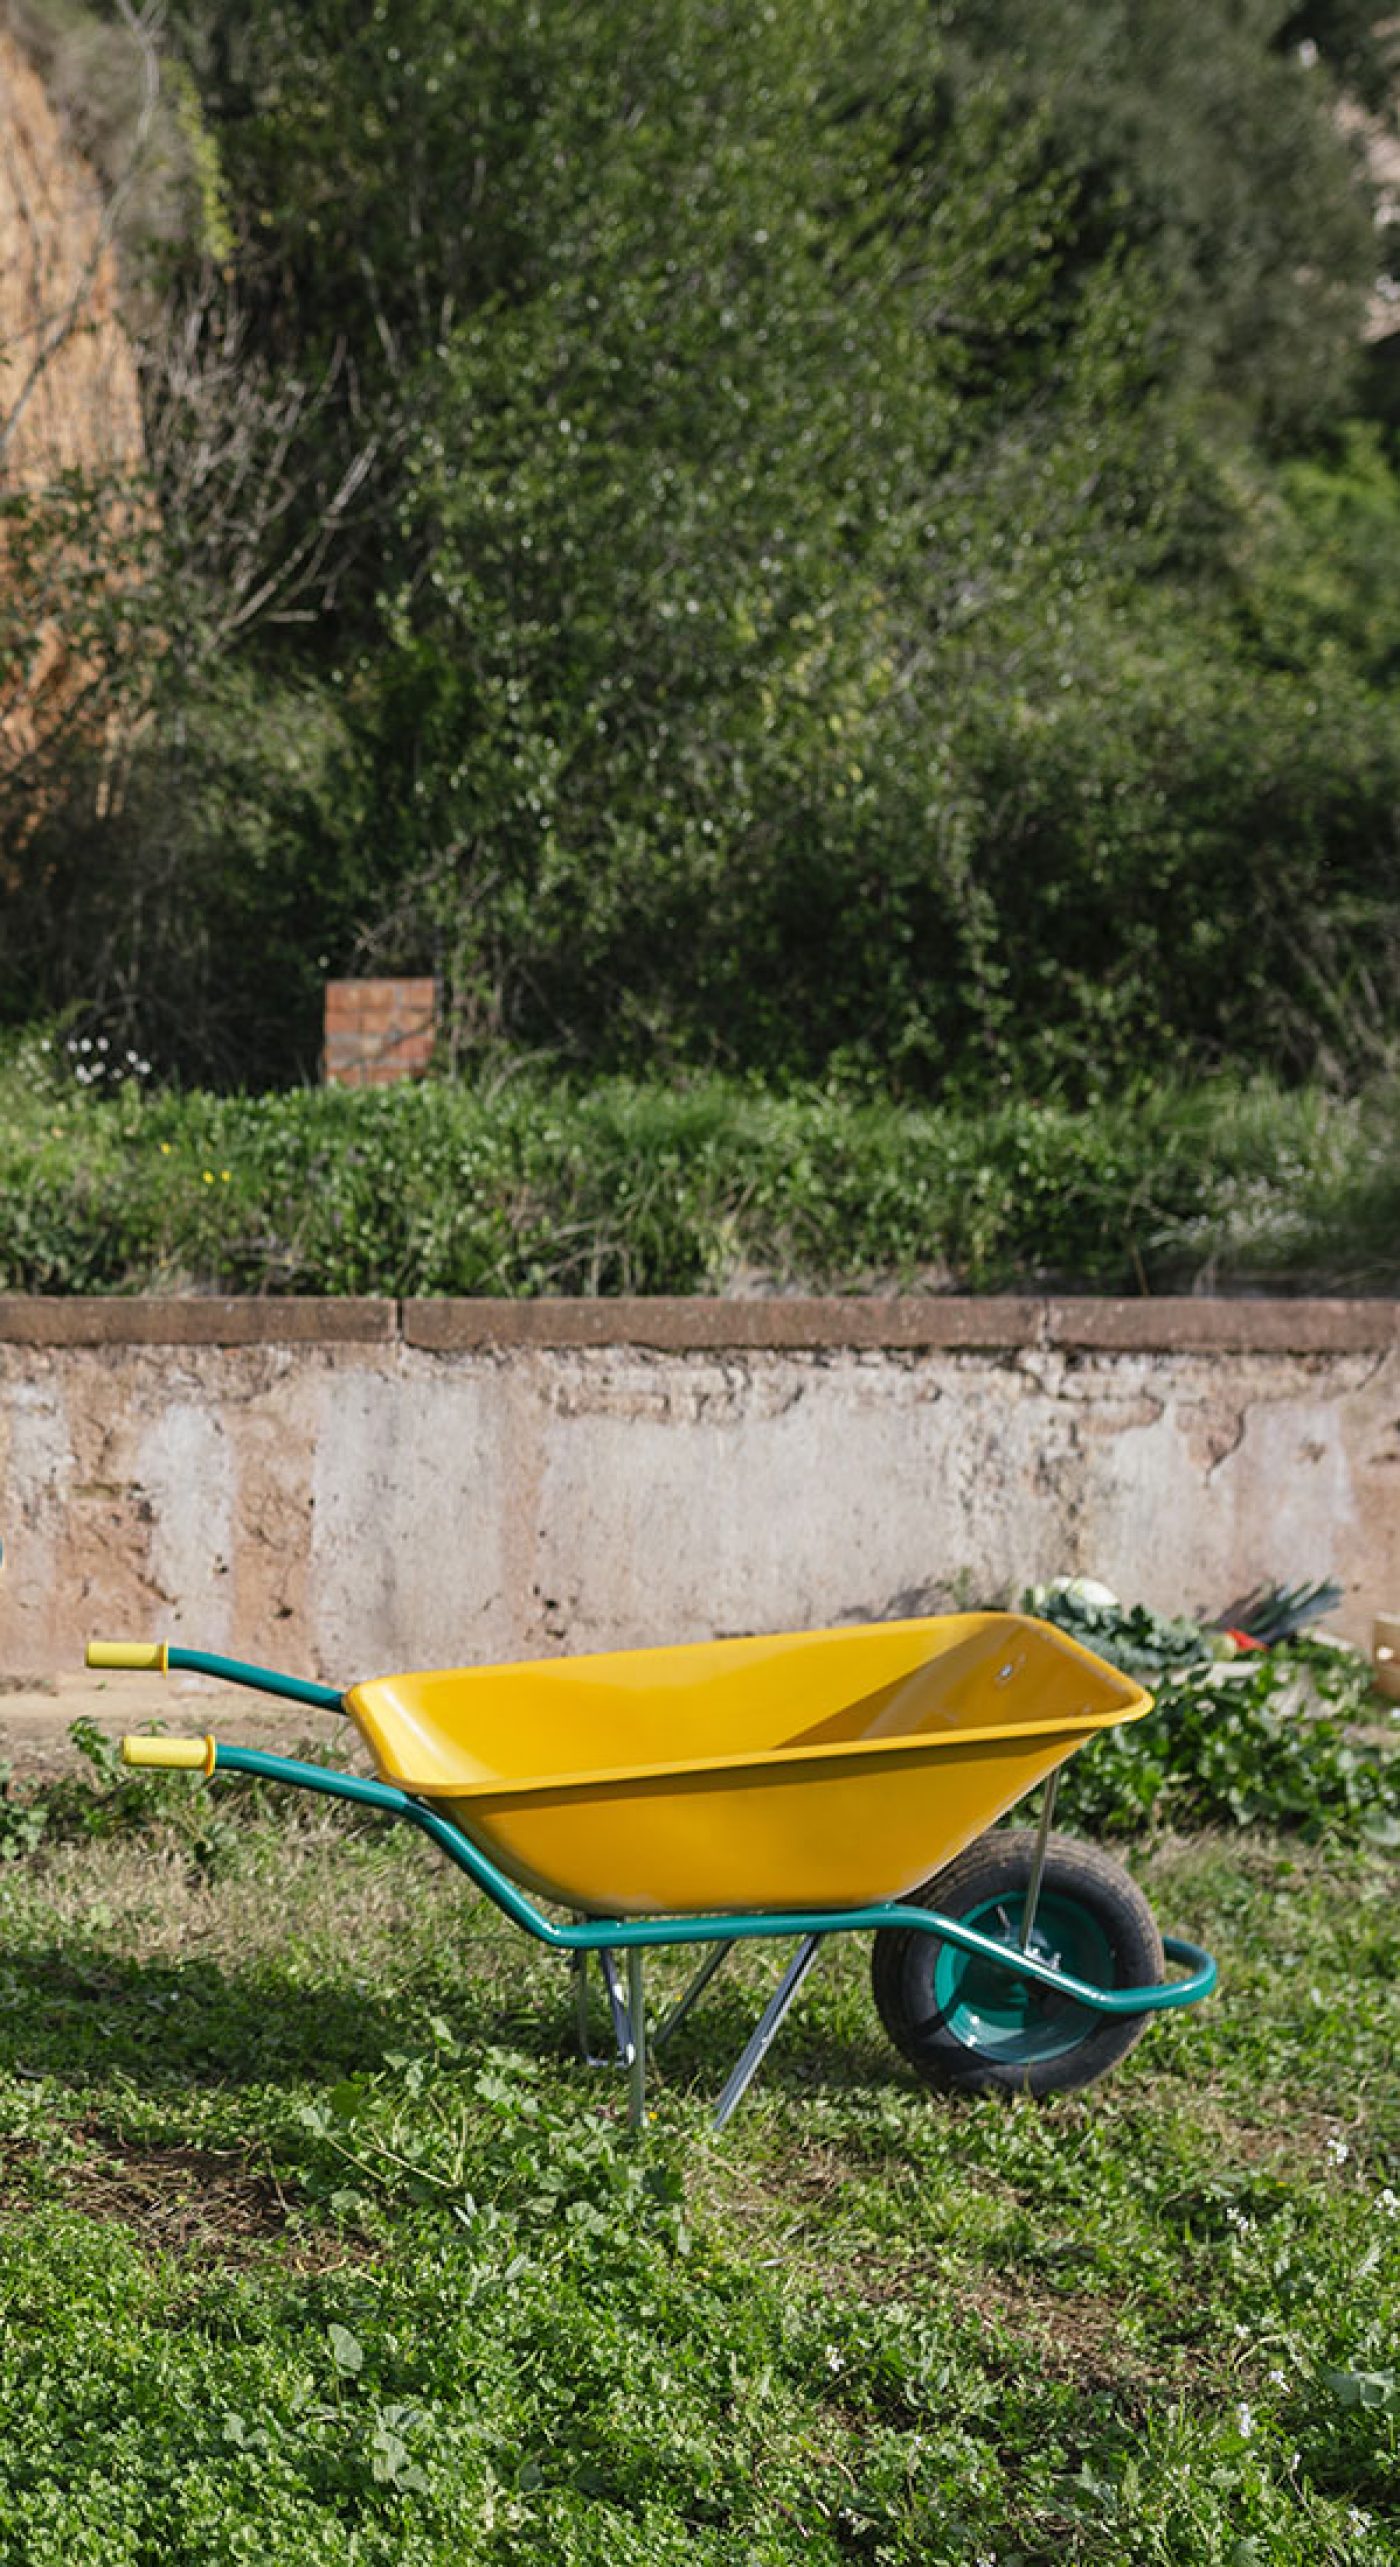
[1032,1583,1399,1841]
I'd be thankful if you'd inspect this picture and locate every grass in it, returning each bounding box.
[3,1032,1400,1296]
[0,1786,1394,2563]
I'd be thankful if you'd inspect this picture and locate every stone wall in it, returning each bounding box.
[1,1296,1395,1681]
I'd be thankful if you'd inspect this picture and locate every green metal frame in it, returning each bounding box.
[211,1739,1217,2019]
[164,1648,345,1713]
[141,1648,1215,2121]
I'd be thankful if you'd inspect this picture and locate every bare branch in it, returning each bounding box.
[137,271,386,656]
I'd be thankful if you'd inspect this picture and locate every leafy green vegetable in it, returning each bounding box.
[1033,1588,1399,1838]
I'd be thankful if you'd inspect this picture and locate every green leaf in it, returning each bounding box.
[328,2324,365,2378]
[1323,2366,1400,2413]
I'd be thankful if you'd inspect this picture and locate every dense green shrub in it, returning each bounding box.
[349,1,1400,1090]
[0,673,368,1089]
[3,1042,1398,1296]
[940,0,1379,445]
[5,1,1400,1090]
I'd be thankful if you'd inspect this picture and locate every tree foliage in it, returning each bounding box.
[3,0,1400,1089]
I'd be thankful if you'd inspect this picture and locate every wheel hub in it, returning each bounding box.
[932,1888,1114,2066]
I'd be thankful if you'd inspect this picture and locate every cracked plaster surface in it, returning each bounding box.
[0,1339,1395,1678]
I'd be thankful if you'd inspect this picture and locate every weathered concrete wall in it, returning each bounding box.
[1,1297,1396,1680]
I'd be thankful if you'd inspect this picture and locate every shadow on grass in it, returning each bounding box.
[0,1944,545,2091]
[0,1939,899,2109]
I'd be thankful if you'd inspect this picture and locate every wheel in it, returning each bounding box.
[871,1829,1164,2099]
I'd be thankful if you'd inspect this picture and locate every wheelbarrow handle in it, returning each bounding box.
[121,1734,217,1776]
[86,1641,344,1714]
[120,1734,1217,2022]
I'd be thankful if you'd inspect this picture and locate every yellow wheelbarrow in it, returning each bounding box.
[90,1612,1215,2125]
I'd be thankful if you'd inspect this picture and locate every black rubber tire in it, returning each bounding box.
[871,1829,1165,2100]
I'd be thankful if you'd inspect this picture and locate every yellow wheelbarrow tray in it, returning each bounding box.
[91,1613,1217,2126]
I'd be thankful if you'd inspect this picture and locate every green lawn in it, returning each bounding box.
[0,1796,1394,2563]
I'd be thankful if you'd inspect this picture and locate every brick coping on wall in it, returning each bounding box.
[0,1295,1396,1354]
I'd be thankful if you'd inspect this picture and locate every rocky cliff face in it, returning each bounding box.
[0,28,144,488]
[0,26,147,802]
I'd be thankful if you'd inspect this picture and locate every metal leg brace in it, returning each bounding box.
[627,1947,647,2128]
[573,1946,639,2071]
[712,1934,825,2131]
[578,1934,823,2127]
[598,1947,635,2065]
[575,1947,648,2124]
[573,1949,615,2067]
[1020,1768,1060,1951]
[653,1940,736,2050]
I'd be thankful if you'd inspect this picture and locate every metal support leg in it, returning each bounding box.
[1021,1768,1060,1951]
[573,1948,616,2066]
[654,1940,736,2050]
[573,1949,593,2059]
[627,1947,647,2128]
[712,1935,824,2131]
[597,1948,634,2065]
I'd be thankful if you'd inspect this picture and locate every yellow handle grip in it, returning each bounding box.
[87,1641,169,1673]
[120,1734,216,1774]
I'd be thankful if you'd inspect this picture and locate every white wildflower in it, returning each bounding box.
[1237,2402,1255,2437]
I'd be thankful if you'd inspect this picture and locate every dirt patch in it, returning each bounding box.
[1180,2093,1359,2176]
[949,2269,1179,2398]
[0,2127,369,2268]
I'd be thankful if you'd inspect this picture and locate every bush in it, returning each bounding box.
[3,1044,1400,1296]
[1036,1589,1400,1840]
[6,0,1400,1093]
